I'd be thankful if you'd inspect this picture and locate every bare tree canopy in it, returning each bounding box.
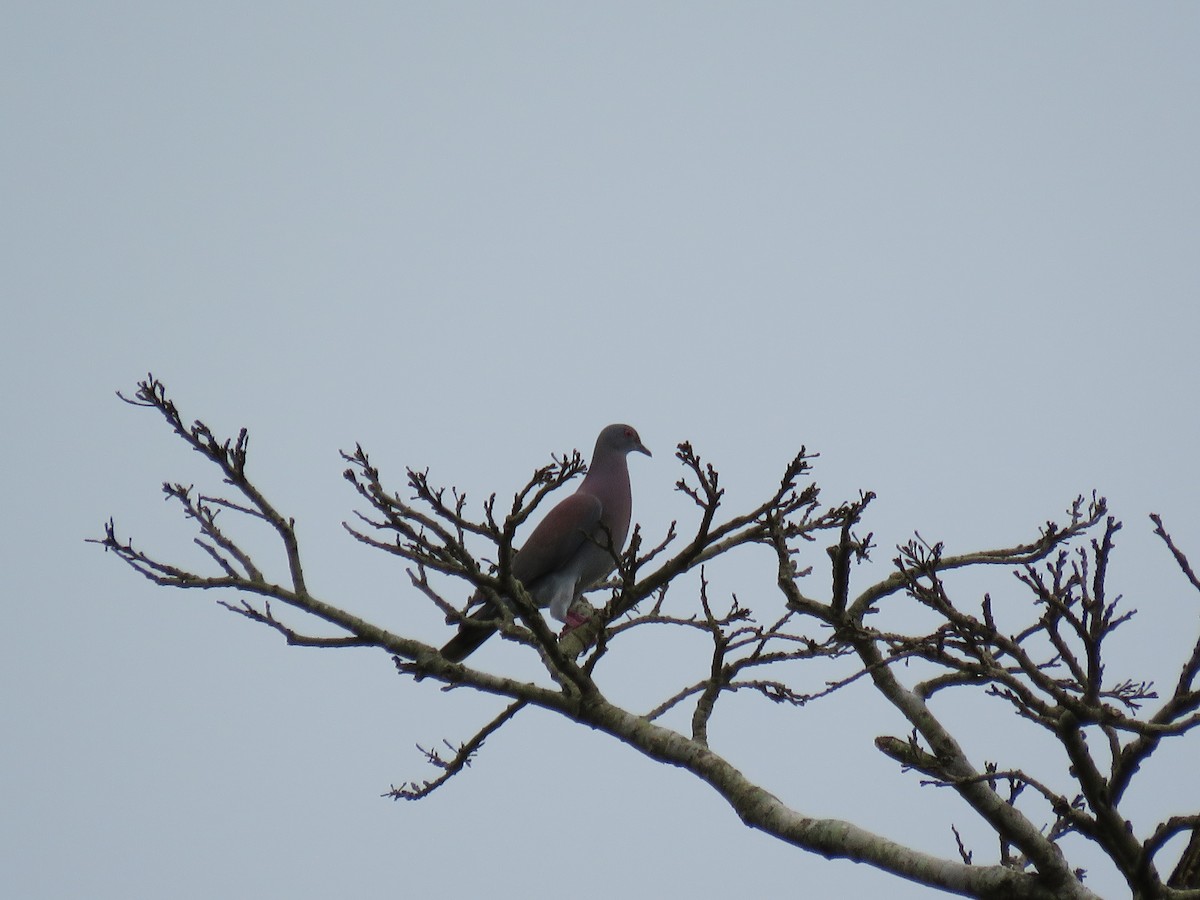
[95,377,1200,900]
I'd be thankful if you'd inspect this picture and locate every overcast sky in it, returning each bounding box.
[4,4,1199,898]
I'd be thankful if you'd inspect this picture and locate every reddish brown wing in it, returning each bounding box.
[510,491,603,584]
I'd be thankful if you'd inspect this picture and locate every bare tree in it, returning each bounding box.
[93,376,1200,900]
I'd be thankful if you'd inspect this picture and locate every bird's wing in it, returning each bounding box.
[511,490,603,585]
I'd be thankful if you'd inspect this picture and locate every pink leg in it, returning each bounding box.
[560,608,590,636]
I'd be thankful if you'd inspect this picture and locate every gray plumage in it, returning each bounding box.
[440,424,651,663]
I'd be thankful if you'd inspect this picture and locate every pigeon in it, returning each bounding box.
[439,424,651,663]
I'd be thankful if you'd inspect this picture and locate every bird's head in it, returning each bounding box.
[598,423,652,458]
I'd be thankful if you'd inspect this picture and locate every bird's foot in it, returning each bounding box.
[560,609,590,636]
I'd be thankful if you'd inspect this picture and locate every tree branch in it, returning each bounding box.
[95,376,1200,899]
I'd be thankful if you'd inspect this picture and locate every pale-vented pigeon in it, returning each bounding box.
[439,424,651,663]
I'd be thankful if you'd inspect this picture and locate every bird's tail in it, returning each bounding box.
[439,602,500,663]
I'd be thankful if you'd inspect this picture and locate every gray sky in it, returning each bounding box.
[4,4,1199,898]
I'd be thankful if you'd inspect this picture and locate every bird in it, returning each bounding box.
[439,424,651,663]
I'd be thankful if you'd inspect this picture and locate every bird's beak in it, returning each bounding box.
[636,440,652,458]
